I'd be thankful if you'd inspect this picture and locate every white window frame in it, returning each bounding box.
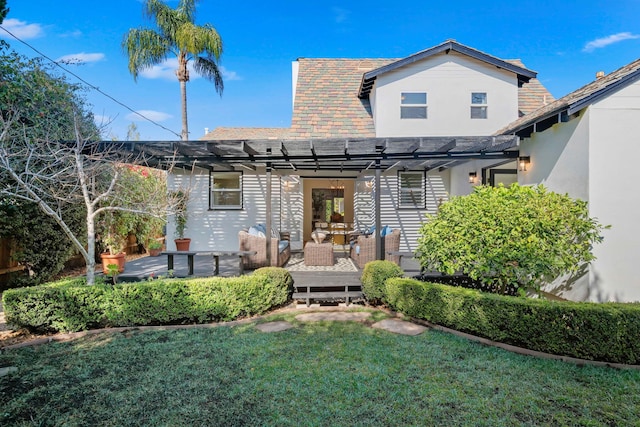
[210,171,242,210]
[471,92,488,119]
[398,171,425,208]
[400,92,428,119]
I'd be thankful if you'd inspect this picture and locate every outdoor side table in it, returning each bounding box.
[304,242,334,266]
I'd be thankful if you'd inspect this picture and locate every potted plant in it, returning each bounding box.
[147,240,163,257]
[173,190,191,251]
[98,210,132,274]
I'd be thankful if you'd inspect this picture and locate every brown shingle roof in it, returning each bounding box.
[506,60,555,115]
[289,58,394,139]
[201,127,290,140]
[498,58,640,135]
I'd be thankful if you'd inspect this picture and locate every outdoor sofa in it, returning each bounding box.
[350,228,400,269]
[238,225,290,269]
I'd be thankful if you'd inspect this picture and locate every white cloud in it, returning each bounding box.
[140,58,181,80]
[126,110,172,122]
[583,32,640,52]
[56,52,105,65]
[332,7,350,23]
[93,114,114,126]
[220,66,241,81]
[140,58,241,81]
[0,18,44,39]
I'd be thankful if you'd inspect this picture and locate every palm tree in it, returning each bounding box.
[123,0,223,140]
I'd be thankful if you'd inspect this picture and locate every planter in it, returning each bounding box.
[148,248,162,257]
[174,238,191,251]
[100,252,126,274]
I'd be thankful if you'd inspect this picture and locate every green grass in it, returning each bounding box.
[2,312,640,426]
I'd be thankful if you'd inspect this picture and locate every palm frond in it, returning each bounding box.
[193,56,224,95]
[145,0,188,39]
[174,23,223,60]
[122,28,171,80]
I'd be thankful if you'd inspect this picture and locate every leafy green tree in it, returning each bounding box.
[1,0,8,23]
[123,0,224,140]
[416,184,607,294]
[0,199,85,287]
[0,45,177,285]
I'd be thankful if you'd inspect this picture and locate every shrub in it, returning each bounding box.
[2,271,292,333]
[417,184,607,294]
[385,277,640,364]
[361,260,404,305]
[0,200,86,288]
[1,277,107,332]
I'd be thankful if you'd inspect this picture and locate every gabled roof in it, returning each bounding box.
[358,40,538,98]
[289,58,392,139]
[498,58,640,137]
[202,127,289,141]
[286,56,551,140]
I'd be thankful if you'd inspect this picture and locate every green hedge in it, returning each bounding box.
[385,277,640,364]
[361,260,404,304]
[2,268,293,333]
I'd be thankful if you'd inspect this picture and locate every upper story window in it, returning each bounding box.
[471,92,487,119]
[398,171,425,208]
[210,171,242,209]
[401,92,427,119]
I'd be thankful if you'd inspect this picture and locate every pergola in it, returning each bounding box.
[109,135,519,264]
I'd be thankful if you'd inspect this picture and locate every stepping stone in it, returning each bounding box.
[256,321,294,333]
[0,366,17,377]
[295,312,371,322]
[372,319,427,336]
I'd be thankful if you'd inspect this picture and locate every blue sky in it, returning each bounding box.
[2,0,640,140]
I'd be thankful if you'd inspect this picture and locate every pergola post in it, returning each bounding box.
[266,149,272,266]
[375,158,383,260]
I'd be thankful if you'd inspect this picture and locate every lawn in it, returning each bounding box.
[1,311,639,426]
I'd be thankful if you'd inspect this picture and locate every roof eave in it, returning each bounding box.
[358,40,537,98]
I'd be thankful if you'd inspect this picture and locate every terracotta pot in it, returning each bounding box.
[148,248,162,257]
[174,238,191,251]
[100,252,125,274]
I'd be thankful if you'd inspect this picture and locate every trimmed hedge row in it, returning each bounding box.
[384,276,640,364]
[361,260,404,305]
[2,267,293,333]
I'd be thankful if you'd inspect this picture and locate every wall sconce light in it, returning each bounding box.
[468,172,477,184]
[518,156,531,172]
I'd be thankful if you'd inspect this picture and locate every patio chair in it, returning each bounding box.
[239,228,291,269]
[350,228,400,269]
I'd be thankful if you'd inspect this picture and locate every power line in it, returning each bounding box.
[0,25,182,139]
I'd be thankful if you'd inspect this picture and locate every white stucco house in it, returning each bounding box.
[159,39,640,302]
[167,40,550,250]
[498,59,640,302]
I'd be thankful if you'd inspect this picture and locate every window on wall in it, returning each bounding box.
[471,92,488,119]
[398,171,425,208]
[210,171,242,209]
[401,92,427,119]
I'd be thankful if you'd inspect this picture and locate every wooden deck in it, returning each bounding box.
[290,271,363,306]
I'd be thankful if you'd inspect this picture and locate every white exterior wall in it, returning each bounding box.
[587,81,640,302]
[372,52,519,137]
[519,112,590,201]
[167,167,293,252]
[521,80,640,302]
[356,171,449,252]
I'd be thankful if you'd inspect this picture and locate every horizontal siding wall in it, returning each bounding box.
[355,171,449,252]
[168,167,285,252]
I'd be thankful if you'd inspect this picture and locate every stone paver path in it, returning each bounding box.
[256,321,294,333]
[371,318,427,336]
[255,312,427,336]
